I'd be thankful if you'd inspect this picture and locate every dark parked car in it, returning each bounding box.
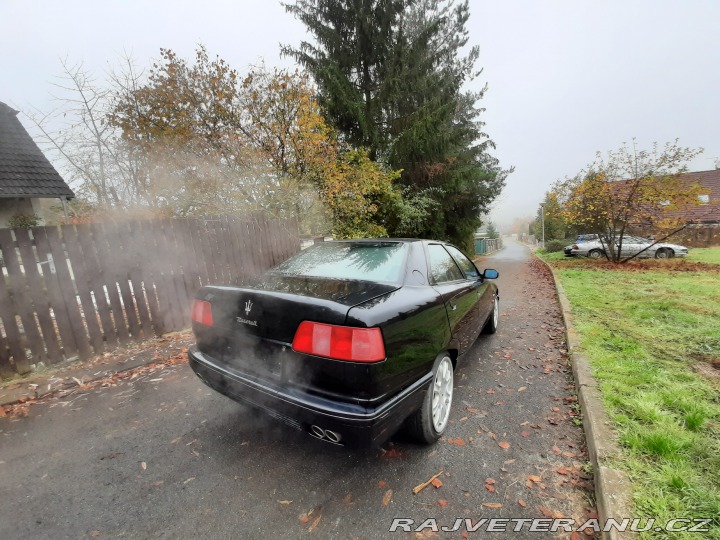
[189,239,499,448]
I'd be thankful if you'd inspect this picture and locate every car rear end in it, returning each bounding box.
[188,241,431,447]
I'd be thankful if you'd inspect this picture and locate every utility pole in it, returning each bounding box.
[539,202,546,248]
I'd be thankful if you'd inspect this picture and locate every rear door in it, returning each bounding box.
[426,243,481,355]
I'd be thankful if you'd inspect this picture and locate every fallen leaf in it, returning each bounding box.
[277,500,293,505]
[485,478,496,484]
[299,514,310,525]
[551,407,561,412]
[381,448,404,458]
[482,502,502,509]
[466,407,480,414]
[183,477,195,484]
[343,493,352,504]
[378,480,387,489]
[383,489,393,506]
[518,386,527,392]
[539,506,564,519]
[556,467,570,476]
[498,441,510,449]
[89,531,101,538]
[437,499,448,507]
[518,499,527,507]
[412,471,444,494]
[308,515,322,532]
[462,532,469,539]
[528,475,541,483]
[140,462,147,470]
[552,445,562,454]
[447,438,466,446]
[520,431,530,437]
[430,478,443,488]
[485,484,495,493]
[486,389,495,394]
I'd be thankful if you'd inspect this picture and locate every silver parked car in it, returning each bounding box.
[571,236,689,259]
[563,234,599,256]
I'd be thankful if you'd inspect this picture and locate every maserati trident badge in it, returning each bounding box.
[245,299,253,316]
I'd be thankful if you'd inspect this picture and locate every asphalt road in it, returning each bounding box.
[0,241,595,539]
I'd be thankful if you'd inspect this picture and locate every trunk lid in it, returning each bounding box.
[193,276,398,382]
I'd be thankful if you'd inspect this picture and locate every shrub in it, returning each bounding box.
[8,213,40,229]
[545,239,568,253]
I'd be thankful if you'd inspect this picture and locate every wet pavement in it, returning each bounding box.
[0,240,595,539]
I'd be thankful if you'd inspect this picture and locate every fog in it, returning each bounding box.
[2,1,719,232]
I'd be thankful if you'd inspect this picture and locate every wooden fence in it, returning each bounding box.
[0,215,299,378]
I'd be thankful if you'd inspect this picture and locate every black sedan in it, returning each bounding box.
[189,239,499,448]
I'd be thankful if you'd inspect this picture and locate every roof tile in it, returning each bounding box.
[0,101,75,199]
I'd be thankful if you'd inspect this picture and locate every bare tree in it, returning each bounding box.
[24,56,148,209]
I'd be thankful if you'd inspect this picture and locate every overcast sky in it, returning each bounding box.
[2,0,718,229]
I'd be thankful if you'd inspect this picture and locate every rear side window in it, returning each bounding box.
[270,242,407,283]
[427,244,464,283]
[445,245,479,278]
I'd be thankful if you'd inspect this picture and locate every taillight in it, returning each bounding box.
[292,321,385,362]
[191,300,213,326]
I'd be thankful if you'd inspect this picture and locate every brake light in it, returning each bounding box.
[191,300,213,326]
[292,321,385,362]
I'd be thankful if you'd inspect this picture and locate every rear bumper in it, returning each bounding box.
[188,346,431,448]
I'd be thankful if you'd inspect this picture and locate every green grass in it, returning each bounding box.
[688,247,720,265]
[538,252,720,539]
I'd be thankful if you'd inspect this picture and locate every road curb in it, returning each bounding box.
[538,255,635,540]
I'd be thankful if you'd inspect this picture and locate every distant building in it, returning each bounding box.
[630,169,720,247]
[0,101,74,227]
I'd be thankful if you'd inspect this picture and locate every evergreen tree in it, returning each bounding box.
[283,0,508,249]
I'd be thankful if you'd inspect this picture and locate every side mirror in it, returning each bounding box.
[483,269,499,280]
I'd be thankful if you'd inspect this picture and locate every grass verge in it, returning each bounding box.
[537,249,720,539]
[688,247,720,265]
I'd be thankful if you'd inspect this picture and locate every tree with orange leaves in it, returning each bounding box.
[557,140,704,262]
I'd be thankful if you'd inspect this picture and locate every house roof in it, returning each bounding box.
[665,169,720,223]
[0,101,74,199]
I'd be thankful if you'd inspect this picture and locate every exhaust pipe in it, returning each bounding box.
[324,430,342,444]
[309,424,343,444]
[310,424,326,439]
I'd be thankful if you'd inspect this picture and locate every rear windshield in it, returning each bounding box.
[270,242,407,283]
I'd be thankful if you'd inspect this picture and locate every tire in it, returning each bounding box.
[406,354,454,444]
[482,295,499,334]
[588,249,605,259]
[655,248,674,259]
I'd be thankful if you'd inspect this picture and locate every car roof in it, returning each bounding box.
[321,238,441,244]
